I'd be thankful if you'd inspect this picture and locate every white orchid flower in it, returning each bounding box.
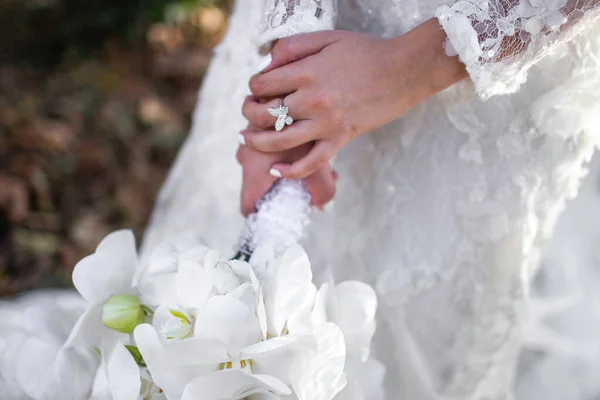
[139,241,241,305]
[181,369,291,400]
[312,281,377,362]
[136,314,346,400]
[134,294,285,400]
[8,293,99,399]
[90,342,142,400]
[135,243,347,400]
[66,230,141,349]
[249,244,314,339]
[138,241,243,342]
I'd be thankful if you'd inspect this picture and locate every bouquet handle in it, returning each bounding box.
[236,179,313,259]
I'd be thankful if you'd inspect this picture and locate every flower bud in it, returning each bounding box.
[102,294,146,334]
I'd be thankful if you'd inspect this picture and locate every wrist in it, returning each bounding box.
[388,18,467,108]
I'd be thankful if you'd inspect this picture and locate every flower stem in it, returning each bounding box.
[141,305,154,317]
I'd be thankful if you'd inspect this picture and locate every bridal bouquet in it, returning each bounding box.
[3,225,381,400]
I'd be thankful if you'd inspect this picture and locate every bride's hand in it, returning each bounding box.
[241,18,466,180]
[237,128,337,216]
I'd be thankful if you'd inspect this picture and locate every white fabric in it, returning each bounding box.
[436,0,600,98]
[260,0,337,45]
[140,0,600,399]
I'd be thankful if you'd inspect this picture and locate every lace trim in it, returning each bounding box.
[436,0,600,98]
[259,0,337,46]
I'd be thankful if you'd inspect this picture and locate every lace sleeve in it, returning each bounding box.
[435,0,600,98]
[259,0,337,47]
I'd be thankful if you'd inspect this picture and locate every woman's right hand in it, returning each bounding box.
[237,126,337,216]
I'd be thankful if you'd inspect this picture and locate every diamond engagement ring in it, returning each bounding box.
[268,99,294,131]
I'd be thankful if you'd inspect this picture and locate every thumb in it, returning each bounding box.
[262,31,344,73]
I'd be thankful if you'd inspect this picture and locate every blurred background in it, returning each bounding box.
[0,0,232,296]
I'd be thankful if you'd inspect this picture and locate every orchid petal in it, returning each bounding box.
[65,303,123,349]
[134,324,228,400]
[332,282,377,362]
[176,258,212,310]
[293,323,346,400]
[181,369,291,400]
[106,343,141,400]
[72,230,137,303]
[287,283,317,334]
[152,305,192,342]
[241,335,296,358]
[227,260,254,282]
[137,272,179,308]
[193,296,261,350]
[90,360,111,400]
[146,242,180,275]
[53,347,98,399]
[249,331,318,386]
[265,244,312,336]
[145,237,205,275]
[209,260,243,294]
[227,282,257,309]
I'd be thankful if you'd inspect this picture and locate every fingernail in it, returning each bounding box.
[269,168,282,178]
[238,133,246,145]
[258,54,272,73]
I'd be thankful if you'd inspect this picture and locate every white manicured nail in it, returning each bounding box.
[258,54,272,72]
[269,168,282,178]
[238,133,246,145]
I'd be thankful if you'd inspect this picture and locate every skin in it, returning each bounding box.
[238,18,468,215]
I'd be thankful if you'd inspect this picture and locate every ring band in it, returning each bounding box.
[267,98,294,131]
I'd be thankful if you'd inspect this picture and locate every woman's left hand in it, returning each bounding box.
[241,19,467,180]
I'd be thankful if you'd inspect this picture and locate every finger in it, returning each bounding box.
[250,61,313,99]
[236,145,245,165]
[271,141,335,180]
[262,31,345,73]
[304,166,336,209]
[242,120,320,153]
[242,96,279,129]
[241,171,278,216]
[242,92,310,130]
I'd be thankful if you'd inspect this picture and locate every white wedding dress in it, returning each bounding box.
[140,0,600,399]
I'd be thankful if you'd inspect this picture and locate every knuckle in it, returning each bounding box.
[295,71,314,86]
[311,92,330,110]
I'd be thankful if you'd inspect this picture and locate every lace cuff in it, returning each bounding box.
[436,0,600,99]
[259,0,337,47]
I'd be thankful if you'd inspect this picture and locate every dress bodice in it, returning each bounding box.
[139,0,600,397]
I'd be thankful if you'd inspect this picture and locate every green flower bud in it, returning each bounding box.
[102,294,146,334]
